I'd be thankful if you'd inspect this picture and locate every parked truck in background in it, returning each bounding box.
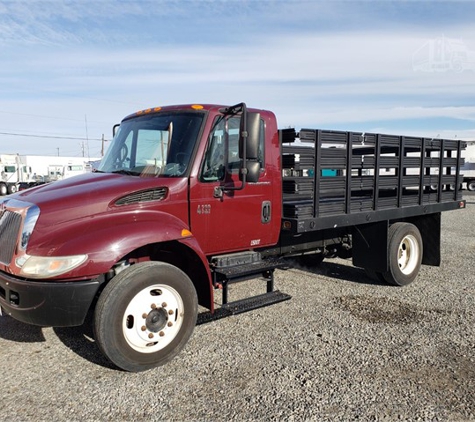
[0,103,466,372]
[0,154,27,195]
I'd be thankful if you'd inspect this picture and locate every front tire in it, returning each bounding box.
[94,261,198,372]
[382,223,423,286]
[467,180,475,191]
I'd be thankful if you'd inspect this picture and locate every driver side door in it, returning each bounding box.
[189,115,274,255]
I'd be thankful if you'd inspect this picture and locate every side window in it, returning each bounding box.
[201,119,226,182]
[227,117,265,171]
[227,117,241,171]
[200,116,265,182]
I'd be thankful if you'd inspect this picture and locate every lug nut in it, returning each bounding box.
[168,309,174,315]
[148,333,154,339]
[151,303,157,309]
[167,322,173,327]
[159,331,165,337]
[141,326,146,331]
[162,302,167,308]
[142,313,147,319]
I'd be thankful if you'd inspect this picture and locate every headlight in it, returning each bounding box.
[18,255,88,279]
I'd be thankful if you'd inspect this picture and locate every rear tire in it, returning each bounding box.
[94,261,198,372]
[382,223,423,286]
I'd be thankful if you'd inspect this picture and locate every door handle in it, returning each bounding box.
[262,201,271,223]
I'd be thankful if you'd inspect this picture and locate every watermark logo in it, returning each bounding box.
[413,35,475,73]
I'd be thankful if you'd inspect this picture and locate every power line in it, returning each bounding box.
[0,110,114,126]
[0,131,103,141]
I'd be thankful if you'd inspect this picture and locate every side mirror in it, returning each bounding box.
[239,161,260,183]
[113,124,120,137]
[239,112,260,160]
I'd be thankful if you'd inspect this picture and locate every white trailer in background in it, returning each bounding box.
[0,155,101,195]
[20,155,99,183]
[461,142,475,191]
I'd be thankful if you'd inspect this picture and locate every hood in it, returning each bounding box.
[14,172,183,228]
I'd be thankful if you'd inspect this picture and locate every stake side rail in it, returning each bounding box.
[280,128,466,232]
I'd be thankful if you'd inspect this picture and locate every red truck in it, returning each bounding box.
[0,103,466,372]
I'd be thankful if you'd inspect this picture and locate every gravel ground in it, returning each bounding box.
[1,195,474,421]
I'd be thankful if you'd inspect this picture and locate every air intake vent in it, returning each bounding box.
[115,188,168,206]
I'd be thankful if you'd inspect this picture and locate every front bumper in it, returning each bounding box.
[0,271,101,327]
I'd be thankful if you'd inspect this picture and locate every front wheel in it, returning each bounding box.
[382,223,423,286]
[94,261,198,372]
[467,180,475,191]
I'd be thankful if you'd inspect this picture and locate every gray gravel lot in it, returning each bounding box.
[1,195,474,421]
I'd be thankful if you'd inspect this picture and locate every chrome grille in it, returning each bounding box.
[0,210,22,265]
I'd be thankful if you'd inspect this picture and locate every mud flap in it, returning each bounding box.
[410,213,441,266]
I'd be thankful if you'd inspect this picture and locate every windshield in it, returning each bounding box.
[98,112,204,177]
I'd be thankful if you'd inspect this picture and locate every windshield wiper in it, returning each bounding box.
[111,169,138,176]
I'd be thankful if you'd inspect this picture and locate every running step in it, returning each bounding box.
[213,258,287,282]
[196,290,291,325]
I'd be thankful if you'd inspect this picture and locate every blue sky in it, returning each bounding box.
[1,0,474,157]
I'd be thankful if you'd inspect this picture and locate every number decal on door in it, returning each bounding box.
[197,204,211,215]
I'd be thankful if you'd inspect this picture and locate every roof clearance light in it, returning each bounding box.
[191,105,204,110]
[153,107,162,112]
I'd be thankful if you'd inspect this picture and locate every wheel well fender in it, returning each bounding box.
[27,211,210,282]
[120,238,213,311]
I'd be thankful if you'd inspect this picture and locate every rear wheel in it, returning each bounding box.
[7,184,17,194]
[382,223,423,286]
[94,261,198,372]
[467,180,475,191]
